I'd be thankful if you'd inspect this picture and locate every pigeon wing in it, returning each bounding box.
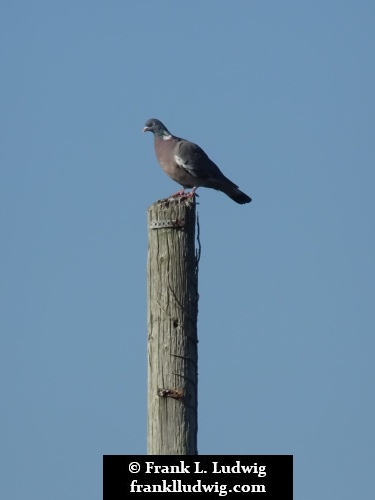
[174,139,223,180]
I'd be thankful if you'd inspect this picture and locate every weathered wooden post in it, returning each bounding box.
[147,196,199,455]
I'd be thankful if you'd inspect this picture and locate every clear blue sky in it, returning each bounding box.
[1,1,374,498]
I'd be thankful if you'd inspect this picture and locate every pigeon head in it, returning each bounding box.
[143,118,171,138]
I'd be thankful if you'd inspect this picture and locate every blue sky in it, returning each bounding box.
[1,1,374,498]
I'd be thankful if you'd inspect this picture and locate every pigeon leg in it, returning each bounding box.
[186,187,198,198]
[169,187,198,200]
[170,188,186,198]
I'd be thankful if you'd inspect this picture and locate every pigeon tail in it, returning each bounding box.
[220,186,252,204]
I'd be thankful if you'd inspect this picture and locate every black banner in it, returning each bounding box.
[103,455,293,499]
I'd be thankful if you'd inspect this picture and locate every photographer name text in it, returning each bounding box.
[144,461,266,477]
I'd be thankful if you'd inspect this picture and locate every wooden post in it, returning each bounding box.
[147,196,199,455]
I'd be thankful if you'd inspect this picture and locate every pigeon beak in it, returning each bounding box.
[143,126,149,133]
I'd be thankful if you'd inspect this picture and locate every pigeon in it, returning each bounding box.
[143,118,251,204]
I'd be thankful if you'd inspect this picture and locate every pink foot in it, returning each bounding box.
[169,188,198,200]
[170,188,186,198]
[185,187,198,198]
